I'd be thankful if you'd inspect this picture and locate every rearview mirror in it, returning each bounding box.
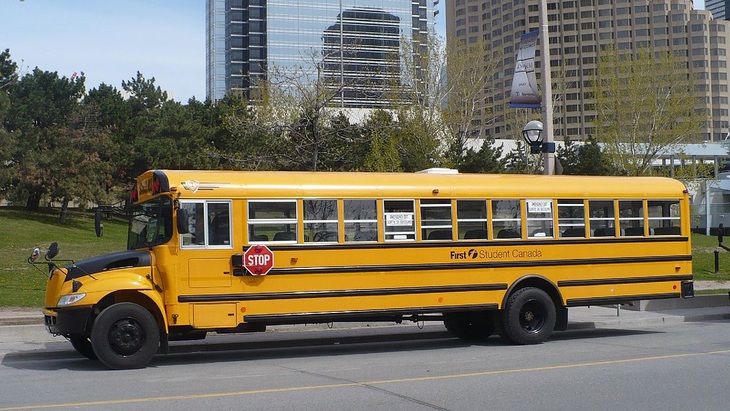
[28,247,41,263]
[46,242,59,260]
[177,208,190,235]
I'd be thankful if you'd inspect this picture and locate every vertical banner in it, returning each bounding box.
[509,30,541,109]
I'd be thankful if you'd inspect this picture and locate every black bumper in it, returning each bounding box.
[45,306,93,335]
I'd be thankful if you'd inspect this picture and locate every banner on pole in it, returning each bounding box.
[509,30,541,109]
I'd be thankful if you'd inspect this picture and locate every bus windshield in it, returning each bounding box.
[127,196,173,249]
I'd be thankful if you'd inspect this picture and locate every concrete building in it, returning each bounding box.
[446,0,730,142]
[205,0,434,105]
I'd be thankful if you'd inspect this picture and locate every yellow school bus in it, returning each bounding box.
[34,169,694,369]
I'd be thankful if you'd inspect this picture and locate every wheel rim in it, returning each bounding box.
[519,299,546,333]
[108,318,145,356]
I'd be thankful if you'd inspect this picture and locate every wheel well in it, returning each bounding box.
[503,276,568,331]
[93,291,166,336]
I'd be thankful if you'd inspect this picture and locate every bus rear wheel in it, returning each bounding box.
[499,287,556,345]
[90,303,160,369]
[443,312,495,340]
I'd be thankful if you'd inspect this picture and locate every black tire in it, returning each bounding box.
[69,334,97,360]
[443,312,496,340]
[499,287,556,345]
[90,303,160,369]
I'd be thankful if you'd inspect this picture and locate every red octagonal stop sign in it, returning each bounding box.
[243,245,274,276]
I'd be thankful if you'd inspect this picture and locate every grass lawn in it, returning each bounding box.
[1,207,728,307]
[0,207,127,307]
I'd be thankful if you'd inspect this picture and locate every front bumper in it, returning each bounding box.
[44,306,93,336]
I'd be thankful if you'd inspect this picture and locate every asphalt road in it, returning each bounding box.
[1,319,729,411]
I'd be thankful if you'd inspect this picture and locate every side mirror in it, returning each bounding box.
[28,247,41,263]
[46,242,59,260]
[94,208,103,237]
[177,208,190,235]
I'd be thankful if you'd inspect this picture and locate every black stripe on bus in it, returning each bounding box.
[178,283,508,303]
[265,255,691,276]
[566,293,680,307]
[258,236,690,251]
[242,304,500,325]
[558,275,693,287]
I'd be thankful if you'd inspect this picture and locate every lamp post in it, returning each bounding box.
[538,0,554,175]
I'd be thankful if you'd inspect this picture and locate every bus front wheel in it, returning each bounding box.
[499,287,556,345]
[90,303,160,369]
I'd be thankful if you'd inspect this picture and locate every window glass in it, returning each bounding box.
[344,199,378,242]
[648,200,681,235]
[248,200,297,242]
[457,200,487,240]
[558,199,585,237]
[383,200,415,241]
[180,201,231,247]
[492,199,522,239]
[421,199,452,240]
[526,199,553,238]
[208,202,231,246]
[304,199,338,243]
[619,200,645,236]
[589,200,616,236]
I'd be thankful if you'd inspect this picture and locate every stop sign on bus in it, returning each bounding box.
[243,245,274,276]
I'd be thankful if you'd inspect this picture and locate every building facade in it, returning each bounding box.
[706,0,729,20]
[446,0,730,142]
[206,0,434,106]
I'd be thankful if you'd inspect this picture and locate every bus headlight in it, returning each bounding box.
[57,293,86,307]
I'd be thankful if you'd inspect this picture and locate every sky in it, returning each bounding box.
[0,1,706,103]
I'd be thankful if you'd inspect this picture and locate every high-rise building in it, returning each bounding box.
[206,0,434,106]
[447,0,730,142]
[706,0,729,20]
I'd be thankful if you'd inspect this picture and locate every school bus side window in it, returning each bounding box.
[558,199,585,238]
[208,202,231,246]
[179,201,231,247]
[492,199,521,239]
[589,200,616,237]
[648,200,681,235]
[344,199,378,242]
[457,200,487,240]
[619,200,645,236]
[383,200,416,241]
[526,199,554,238]
[248,200,297,243]
[421,199,453,240]
[304,199,338,243]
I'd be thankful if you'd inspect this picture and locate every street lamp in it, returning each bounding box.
[522,120,556,157]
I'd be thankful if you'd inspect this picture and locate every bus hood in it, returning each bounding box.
[63,250,151,281]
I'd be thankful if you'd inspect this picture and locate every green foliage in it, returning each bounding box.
[594,46,704,176]
[457,138,506,173]
[556,137,617,175]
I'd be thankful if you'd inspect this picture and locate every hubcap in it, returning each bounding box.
[108,318,145,356]
[520,300,545,333]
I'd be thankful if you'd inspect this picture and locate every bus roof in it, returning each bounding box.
[143,169,687,200]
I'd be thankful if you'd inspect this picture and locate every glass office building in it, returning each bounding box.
[706,0,729,20]
[206,0,434,107]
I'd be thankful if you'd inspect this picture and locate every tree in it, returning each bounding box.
[4,68,86,211]
[593,46,704,176]
[121,71,168,115]
[556,137,616,176]
[458,138,506,173]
